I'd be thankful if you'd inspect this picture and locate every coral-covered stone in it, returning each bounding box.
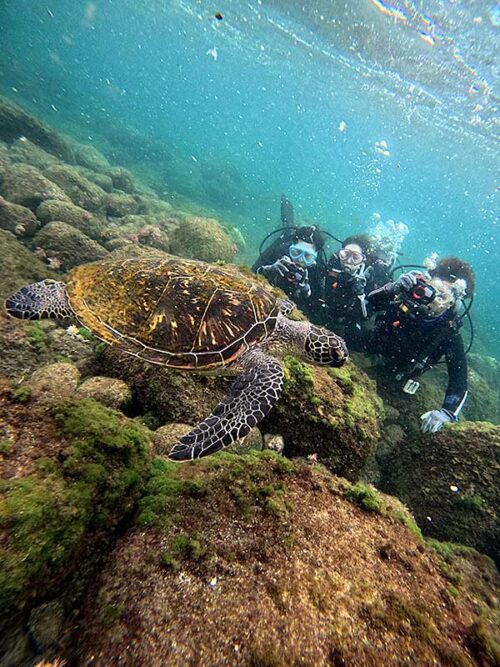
[0,200,39,237]
[170,215,237,262]
[27,362,81,404]
[9,137,60,170]
[43,165,107,211]
[36,200,104,240]
[77,376,132,410]
[0,164,70,210]
[33,221,108,270]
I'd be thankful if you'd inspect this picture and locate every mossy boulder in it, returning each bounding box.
[36,200,104,240]
[33,221,108,270]
[0,391,151,660]
[74,166,114,193]
[0,229,55,301]
[104,191,140,217]
[76,376,132,411]
[262,358,384,479]
[43,165,107,212]
[379,421,500,564]
[0,164,70,210]
[104,214,170,252]
[0,97,74,162]
[74,453,499,667]
[0,199,39,237]
[9,137,60,170]
[104,166,136,193]
[170,215,237,262]
[72,143,110,172]
[27,362,81,404]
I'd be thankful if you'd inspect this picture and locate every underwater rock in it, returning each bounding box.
[0,141,10,172]
[104,191,140,217]
[104,214,171,252]
[264,433,285,454]
[9,137,60,170]
[104,166,136,193]
[0,229,55,301]
[74,453,499,667]
[0,164,70,210]
[33,221,108,270]
[0,97,74,162]
[230,426,264,454]
[0,199,39,237]
[379,421,500,564]
[76,376,132,411]
[27,600,65,655]
[135,194,174,216]
[170,215,237,262]
[74,166,114,193]
[27,362,81,404]
[72,142,110,173]
[36,200,105,240]
[152,423,192,457]
[43,165,107,212]
[0,391,151,663]
[226,224,247,254]
[262,358,384,480]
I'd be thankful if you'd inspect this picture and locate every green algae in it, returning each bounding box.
[345,481,383,513]
[0,398,151,614]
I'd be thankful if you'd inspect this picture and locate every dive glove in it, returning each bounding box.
[260,255,293,280]
[420,409,455,433]
[393,272,418,293]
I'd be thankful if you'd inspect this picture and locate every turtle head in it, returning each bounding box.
[302,324,348,368]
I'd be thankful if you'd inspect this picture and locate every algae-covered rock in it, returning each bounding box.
[77,376,132,410]
[36,200,104,240]
[0,199,39,237]
[104,166,136,193]
[9,137,60,170]
[0,97,74,161]
[75,453,499,667]
[27,362,81,404]
[379,421,500,564]
[72,143,110,172]
[43,165,107,212]
[104,214,170,252]
[170,215,237,262]
[0,164,70,210]
[0,230,55,301]
[152,423,192,457]
[33,221,108,270]
[104,191,140,217]
[263,357,384,479]
[74,166,114,193]
[0,391,151,659]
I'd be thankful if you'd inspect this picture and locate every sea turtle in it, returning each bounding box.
[5,256,348,460]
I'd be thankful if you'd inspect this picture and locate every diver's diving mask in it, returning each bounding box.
[338,246,364,266]
[289,242,318,267]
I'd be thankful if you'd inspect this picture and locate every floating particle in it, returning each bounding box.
[47,8,54,17]
[11,87,18,93]
[51,104,58,111]
[190,155,198,163]
[338,120,347,133]
[426,516,432,522]
[215,12,223,21]
[450,485,459,492]
[374,139,390,158]
[206,47,218,61]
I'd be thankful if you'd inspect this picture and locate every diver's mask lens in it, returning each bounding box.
[339,248,364,265]
[289,244,317,266]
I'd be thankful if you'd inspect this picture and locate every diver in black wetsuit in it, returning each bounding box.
[252,195,326,317]
[364,257,474,433]
[324,234,392,348]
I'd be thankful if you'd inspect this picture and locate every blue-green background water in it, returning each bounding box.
[0,0,498,354]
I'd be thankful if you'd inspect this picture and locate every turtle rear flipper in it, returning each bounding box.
[5,280,73,320]
[168,351,284,462]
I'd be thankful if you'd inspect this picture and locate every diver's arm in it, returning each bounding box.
[252,238,286,273]
[365,282,394,311]
[442,333,468,417]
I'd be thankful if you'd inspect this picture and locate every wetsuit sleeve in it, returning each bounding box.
[252,238,287,273]
[442,333,468,417]
[365,282,395,311]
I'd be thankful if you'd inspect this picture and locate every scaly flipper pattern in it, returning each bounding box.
[168,350,284,461]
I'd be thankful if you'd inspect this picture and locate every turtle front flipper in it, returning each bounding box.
[5,280,73,320]
[168,350,284,462]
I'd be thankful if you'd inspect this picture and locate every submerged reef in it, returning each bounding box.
[0,94,498,666]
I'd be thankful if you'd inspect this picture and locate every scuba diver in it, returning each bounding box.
[252,195,327,316]
[364,256,475,433]
[324,235,392,347]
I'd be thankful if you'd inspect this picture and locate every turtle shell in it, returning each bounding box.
[66,256,280,369]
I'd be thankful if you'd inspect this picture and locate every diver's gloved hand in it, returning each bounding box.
[260,255,293,280]
[393,272,418,293]
[420,409,455,433]
[293,281,311,300]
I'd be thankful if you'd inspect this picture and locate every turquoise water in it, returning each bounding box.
[1,0,498,354]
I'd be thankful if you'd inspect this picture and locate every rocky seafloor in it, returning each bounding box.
[0,96,498,666]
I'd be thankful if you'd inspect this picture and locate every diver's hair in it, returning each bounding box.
[429,257,475,297]
[294,225,325,251]
[342,234,376,264]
